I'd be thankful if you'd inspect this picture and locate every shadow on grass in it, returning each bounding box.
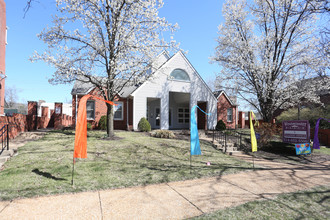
[32,169,67,181]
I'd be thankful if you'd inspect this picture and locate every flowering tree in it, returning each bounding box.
[32,0,178,137]
[212,0,329,122]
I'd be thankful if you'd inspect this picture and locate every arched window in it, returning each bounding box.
[170,69,190,82]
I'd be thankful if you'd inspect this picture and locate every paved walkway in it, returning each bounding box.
[0,153,329,220]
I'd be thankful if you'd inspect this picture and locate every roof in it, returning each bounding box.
[213,90,238,106]
[71,51,172,97]
[71,78,140,98]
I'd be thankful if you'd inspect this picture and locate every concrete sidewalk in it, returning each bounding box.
[0,157,329,220]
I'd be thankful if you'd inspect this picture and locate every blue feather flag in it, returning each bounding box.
[190,105,211,155]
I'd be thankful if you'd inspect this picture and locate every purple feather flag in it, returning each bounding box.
[313,118,330,149]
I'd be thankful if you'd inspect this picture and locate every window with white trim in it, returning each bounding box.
[178,108,189,124]
[114,102,123,120]
[170,69,190,82]
[227,108,233,122]
[86,100,95,120]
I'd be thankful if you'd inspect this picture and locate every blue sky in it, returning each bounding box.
[5,0,224,104]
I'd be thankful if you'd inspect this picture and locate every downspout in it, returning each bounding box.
[126,99,129,130]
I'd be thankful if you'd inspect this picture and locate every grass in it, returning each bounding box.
[246,141,330,165]
[191,184,330,220]
[0,130,253,201]
[314,147,330,155]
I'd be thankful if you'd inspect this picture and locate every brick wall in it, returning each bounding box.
[216,94,237,129]
[0,114,28,140]
[238,111,245,129]
[311,128,330,147]
[0,101,73,143]
[72,89,133,130]
[0,0,6,115]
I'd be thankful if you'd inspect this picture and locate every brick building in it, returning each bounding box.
[71,51,219,130]
[213,90,238,129]
[0,0,7,115]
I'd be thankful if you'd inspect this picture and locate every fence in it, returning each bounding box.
[212,129,247,151]
[311,128,330,147]
[0,124,9,155]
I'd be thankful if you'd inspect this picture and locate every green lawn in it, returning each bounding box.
[191,184,330,220]
[0,130,253,201]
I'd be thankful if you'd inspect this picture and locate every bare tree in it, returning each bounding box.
[4,86,19,108]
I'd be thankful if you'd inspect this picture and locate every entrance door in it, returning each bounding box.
[197,102,207,130]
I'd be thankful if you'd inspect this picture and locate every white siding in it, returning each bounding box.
[132,51,217,130]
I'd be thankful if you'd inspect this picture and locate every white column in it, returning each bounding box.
[160,92,169,130]
[133,96,147,130]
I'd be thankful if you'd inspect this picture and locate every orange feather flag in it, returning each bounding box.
[73,95,116,159]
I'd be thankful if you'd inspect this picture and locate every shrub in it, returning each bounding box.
[87,122,92,130]
[98,115,107,130]
[150,130,176,139]
[255,123,282,148]
[277,105,330,129]
[138,117,151,132]
[216,120,226,131]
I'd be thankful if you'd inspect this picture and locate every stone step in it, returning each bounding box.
[0,156,10,164]
[221,147,238,153]
[0,149,14,157]
[225,151,244,156]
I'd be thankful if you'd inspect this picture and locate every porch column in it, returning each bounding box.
[133,96,147,130]
[160,92,169,130]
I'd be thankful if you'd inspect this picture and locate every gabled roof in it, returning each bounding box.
[131,51,218,103]
[71,51,218,101]
[213,90,238,106]
[71,78,140,98]
[71,51,171,97]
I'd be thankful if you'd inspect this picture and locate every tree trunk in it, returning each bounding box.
[106,103,114,137]
[260,102,274,123]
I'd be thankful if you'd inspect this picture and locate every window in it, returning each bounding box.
[86,100,95,120]
[155,108,160,127]
[227,108,233,122]
[170,69,190,82]
[178,108,189,124]
[114,102,123,120]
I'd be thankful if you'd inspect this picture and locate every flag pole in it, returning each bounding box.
[71,158,75,185]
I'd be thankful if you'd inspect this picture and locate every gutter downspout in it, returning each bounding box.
[126,99,129,130]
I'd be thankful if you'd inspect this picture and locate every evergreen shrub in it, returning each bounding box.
[98,115,107,130]
[138,117,151,132]
[216,120,226,131]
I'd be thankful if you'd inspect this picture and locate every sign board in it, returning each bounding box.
[282,120,310,144]
[295,143,311,155]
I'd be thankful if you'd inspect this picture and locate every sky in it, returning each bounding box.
[4,0,225,104]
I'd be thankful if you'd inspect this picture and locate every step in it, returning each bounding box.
[0,156,10,163]
[0,149,14,157]
[222,146,237,152]
[225,151,244,155]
